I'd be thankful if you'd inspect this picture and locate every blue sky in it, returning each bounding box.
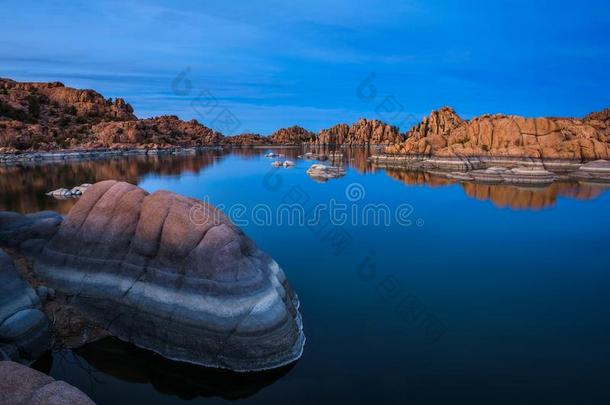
[2,0,610,134]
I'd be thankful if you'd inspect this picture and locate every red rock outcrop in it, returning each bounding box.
[268,126,316,144]
[315,118,402,145]
[222,133,269,146]
[90,116,223,148]
[0,78,222,151]
[386,107,610,161]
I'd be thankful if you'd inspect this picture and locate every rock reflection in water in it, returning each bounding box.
[384,168,608,210]
[35,337,294,401]
[0,151,226,214]
[0,147,307,214]
[302,145,381,174]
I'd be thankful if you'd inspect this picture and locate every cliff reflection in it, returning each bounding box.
[384,168,608,210]
[303,145,381,174]
[0,151,227,214]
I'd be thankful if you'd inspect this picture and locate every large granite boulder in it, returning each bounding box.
[34,180,304,371]
[0,249,51,364]
[0,361,95,405]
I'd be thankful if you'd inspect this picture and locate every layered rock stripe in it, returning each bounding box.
[35,180,305,371]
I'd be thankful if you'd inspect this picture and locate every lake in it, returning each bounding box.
[3,147,610,404]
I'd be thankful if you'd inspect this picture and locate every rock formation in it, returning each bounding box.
[0,361,95,405]
[0,211,63,255]
[33,180,304,371]
[314,118,403,145]
[0,78,222,151]
[268,126,316,144]
[222,133,269,146]
[0,249,51,364]
[386,107,610,161]
[306,164,346,182]
[90,115,223,148]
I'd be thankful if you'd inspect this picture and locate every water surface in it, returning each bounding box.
[3,148,610,404]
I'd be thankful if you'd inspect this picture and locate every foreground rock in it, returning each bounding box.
[0,250,51,364]
[0,211,62,255]
[386,107,610,160]
[0,361,95,405]
[34,180,304,371]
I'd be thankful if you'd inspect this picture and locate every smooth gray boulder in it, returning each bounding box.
[0,249,51,364]
[35,180,305,372]
[0,211,62,255]
[0,361,95,405]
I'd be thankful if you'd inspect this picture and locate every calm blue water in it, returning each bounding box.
[5,148,610,404]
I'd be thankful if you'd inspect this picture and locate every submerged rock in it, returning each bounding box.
[0,249,51,364]
[35,180,305,371]
[0,361,95,405]
[306,164,346,182]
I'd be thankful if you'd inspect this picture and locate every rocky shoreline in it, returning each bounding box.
[370,154,610,185]
[0,146,226,166]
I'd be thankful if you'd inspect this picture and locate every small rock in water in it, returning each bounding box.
[306,164,346,182]
[47,188,71,198]
[46,183,93,199]
[272,160,283,167]
[283,160,295,167]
